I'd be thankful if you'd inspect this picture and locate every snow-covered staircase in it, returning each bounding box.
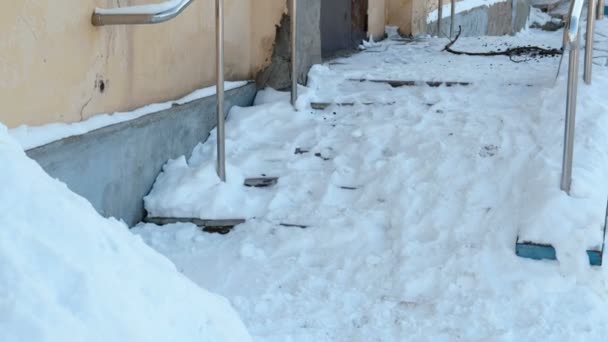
[131,24,608,339]
[143,23,608,268]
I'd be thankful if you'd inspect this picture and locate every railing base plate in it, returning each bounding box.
[515,237,604,266]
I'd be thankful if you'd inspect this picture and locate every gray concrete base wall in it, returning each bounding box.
[427,0,531,37]
[27,83,257,226]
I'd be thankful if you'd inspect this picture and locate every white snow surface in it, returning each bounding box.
[323,30,561,86]
[385,26,401,39]
[138,26,608,340]
[0,125,251,341]
[568,0,586,42]
[95,0,184,15]
[528,7,554,26]
[9,81,248,150]
[427,0,508,23]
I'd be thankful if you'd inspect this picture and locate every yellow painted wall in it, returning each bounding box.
[368,0,387,40]
[0,0,286,128]
[386,0,412,35]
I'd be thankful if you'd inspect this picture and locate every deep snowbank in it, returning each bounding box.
[0,124,251,342]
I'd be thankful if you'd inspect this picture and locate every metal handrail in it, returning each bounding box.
[91,0,298,181]
[438,0,443,36]
[585,0,596,83]
[566,0,585,42]
[561,0,597,193]
[450,0,456,37]
[216,0,226,180]
[291,0,298,106]
[92,0,194,26]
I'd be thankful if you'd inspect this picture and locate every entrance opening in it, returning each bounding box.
[321,0,369,58]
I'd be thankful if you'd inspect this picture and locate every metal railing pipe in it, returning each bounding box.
[561,32,580,193]
[561,0,585,193]
[585,0,596,84]
[92,0,228,181]
[438,0,443,36]
[563,0,576,48]
[450,0,456,38]
[291,0,298,107]
[567,0,585,42]
[216,0,226,181]
[598,0,605,20]
[92,0,194,26]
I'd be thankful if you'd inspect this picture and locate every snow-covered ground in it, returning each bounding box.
[327,29,562,85]
[0,124,251,341]
[135,24,608,341]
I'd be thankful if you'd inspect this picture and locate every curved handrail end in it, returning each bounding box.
[92,0,193,26]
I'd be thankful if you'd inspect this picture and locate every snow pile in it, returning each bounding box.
[0,124,251,342]
[385,26,401,40]
[528,7,553,27]
[145,158,264,219]
[358,37,381,50]
[137,25,608,340]
[145,99,312,220]
[518,51,608,264]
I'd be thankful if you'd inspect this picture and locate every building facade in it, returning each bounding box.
[1,0,528,129]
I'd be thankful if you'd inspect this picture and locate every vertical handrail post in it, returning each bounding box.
[216,0,226,181]
[598,0,605,20]
[561,31,581,193]
[437,0,443,36]
[585,0,595,84]
[291,0,298,107]
[563,0,576,48]
[450,0,455,38]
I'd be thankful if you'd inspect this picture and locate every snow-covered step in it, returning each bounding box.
[278,223,309,229]
[325,31,563,87]
[309,101,395,110]
[145,217,246,234]
[144,217,310,234]
[310,102,352,110]
[347,78,544,88]
[132,24,608,339]
[347,78,472,88]
[244,177,279,188]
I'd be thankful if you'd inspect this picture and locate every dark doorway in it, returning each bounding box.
[351,0,369,46]
[321,0,368,58]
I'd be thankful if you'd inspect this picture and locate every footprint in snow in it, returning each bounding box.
[479,144,499,158]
